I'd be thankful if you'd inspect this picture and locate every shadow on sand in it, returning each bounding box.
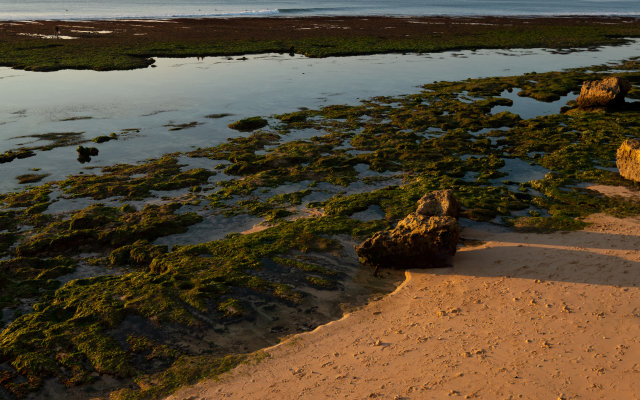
[434,224,640,288]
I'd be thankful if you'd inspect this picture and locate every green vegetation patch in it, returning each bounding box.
[228,116,268,131]
[60,154,215,200]
[16,173,50,184]
[16,202,201,257]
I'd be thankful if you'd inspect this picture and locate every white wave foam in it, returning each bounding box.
[17,32,77,39]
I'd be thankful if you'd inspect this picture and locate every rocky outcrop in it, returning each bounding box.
[617,138,640,183]
[356,189,460,269]
[576,77,631,109]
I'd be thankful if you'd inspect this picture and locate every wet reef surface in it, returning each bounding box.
[3,16,640,71]
[2,58,640,399]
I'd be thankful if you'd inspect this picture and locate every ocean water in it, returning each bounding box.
[0,0,639,21]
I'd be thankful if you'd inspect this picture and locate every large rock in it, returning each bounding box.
[617,138,640,183]
[356,215,459,269]
[576,77,631,109]
[356,189,460,269]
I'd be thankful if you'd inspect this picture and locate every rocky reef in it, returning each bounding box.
[355,189,460,270]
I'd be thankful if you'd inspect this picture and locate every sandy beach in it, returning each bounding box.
[169,189,640,399]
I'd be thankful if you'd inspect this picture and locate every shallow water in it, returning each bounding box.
[1,40,640,193]
[1,0,639,20]
[491,89,578,120]
[495,158,550,183]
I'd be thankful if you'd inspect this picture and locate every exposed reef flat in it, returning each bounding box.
[2,16,640,71]
[2,56,640,400]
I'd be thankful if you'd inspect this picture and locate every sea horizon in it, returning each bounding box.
[1,0,640,21]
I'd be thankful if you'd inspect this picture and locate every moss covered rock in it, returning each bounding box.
[228,116,268,131]
[617,138,640,182]
[576,76,631,108]
[356,190,460,269]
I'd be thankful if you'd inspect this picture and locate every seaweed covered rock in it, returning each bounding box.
[109,240,168,267]
[576,76,631,109]
[228,116,268,131]
[617,138,640,183]
[415,188,460,218]
[356,189,460,269]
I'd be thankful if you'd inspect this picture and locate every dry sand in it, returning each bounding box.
[169,206,640,399]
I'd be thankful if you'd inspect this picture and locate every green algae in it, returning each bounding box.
[16,203,201,257]
[228,116,268,132]
[0,215,368,398]
[16,173,49,184]
[0,256,76,310]
[92,133,118,143]
[60,155,215,200]
[0,149,36,164]
[109,240,168,267]
[189,60,640,233]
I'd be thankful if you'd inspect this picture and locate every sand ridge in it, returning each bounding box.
[169,212,640,399]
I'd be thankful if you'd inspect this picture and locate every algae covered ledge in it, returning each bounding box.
[2,53,640,400]
[2,16,640,71]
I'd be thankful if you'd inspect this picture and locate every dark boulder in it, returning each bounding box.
[76,145,99,163]
[356,189,460,270]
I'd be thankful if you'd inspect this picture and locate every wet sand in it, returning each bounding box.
[169,188,640,399]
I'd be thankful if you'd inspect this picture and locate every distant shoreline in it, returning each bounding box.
[3,13,640,22]
[2,16,640,71]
